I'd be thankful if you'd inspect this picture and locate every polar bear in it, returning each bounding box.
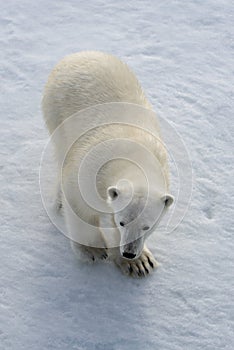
[42,51,174,277]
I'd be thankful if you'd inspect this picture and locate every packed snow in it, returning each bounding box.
[1,0,233,349]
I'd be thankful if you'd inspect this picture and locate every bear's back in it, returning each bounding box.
[42,51,151,134]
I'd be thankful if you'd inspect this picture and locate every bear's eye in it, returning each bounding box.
[142,225,150,231]
[119,221,125,227]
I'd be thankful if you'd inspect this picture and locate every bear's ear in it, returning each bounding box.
[107,186,120,201]
[161,194,174,207]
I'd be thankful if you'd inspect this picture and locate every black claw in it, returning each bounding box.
[129,265,133,274]
[137,266,143,277]
[142,262,149,274]
[147,257,154,268]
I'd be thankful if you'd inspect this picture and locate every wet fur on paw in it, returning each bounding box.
[114,247,158,278]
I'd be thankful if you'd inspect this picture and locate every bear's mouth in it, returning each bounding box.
[120,238,144,260]
[121,245,143,260]
[122,251,137,260]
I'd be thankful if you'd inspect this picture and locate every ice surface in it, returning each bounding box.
[0,1,233,349]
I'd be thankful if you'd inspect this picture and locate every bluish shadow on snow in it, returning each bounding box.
[23,231,158,350]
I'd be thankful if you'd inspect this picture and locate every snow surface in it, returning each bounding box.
[1,0,234,349]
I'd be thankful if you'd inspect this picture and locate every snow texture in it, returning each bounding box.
[1,1,234,349]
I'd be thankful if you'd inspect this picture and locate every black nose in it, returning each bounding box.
[122,252,136,259]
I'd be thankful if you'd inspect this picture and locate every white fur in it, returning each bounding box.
[42,51,173,278]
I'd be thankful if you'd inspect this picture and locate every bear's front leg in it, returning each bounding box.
[51,179,62,212]
[113,245,158,278]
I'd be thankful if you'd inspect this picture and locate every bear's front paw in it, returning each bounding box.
[71,242,108,263]
[115,247,158,278]
[83,247,108,262]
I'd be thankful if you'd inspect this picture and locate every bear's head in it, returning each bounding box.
[107,182,173,259]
